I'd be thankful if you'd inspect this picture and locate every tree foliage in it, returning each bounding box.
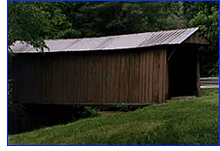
[185,1,219,76]
[8,1,219,76]
[8,1,46,50]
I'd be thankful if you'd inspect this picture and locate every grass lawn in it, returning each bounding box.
[8,89,219,145]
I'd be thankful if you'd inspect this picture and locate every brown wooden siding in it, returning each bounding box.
[15,47,167,106]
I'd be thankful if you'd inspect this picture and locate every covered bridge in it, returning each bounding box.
[10,27,209,106]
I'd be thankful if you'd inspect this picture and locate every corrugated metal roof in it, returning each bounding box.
[11,27,201,53]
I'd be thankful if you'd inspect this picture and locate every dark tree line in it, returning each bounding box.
[8,1,219,76]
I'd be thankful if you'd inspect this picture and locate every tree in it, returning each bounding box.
[8,1,47,51]
[185,1,219,76]
[8,1,219,76]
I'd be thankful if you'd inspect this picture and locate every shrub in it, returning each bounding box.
[106,103,128,112]
[81,106,100,118]
[113,103,128,111]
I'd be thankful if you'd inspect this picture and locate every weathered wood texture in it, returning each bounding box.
[14,48,167,106]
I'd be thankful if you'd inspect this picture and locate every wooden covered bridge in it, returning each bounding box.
[10,27,209,106]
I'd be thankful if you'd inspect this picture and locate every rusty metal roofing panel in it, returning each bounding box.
[11,27,201,53]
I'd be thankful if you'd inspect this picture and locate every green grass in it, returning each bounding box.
[8,89,219,145]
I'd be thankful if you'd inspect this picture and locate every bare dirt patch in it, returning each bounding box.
[98,111,120,116]
[89,130,102,136]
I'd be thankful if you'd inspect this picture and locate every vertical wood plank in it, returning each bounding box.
[45,57,48,104]
[25,57,28,102]
[50,57,53,104]
[110,52,113,103]
[17,56,21,102]
[28,57,31,103]
[39,56,42,103]
[21,57,24,102]
[77,54,82,103]
[63,53,67,104]
[148,50,153,103]
[111,52,116,103]
[29,57,33,103]
[68,55,72,104]
[91,53,96,103]
[115,52,120,103]
[81,53,87,103]
[125,52,130,103]
[166,49,169,99]
[88,53,91,103]
[119,52,125,103]
[54,56,60,104]
[66,54,70,104]
[34,57,37,103]
[59,54,65,104]
[78,54,82,103]
[35,57,38,103]
[129,52,135,103]
[106,52,111,103]
[132,52,135,103]
[94,53,98,103]
[75,54,79,104]
[153,50,159,102]
[161,49,166,102]
[138,52,143,103]
[99,52,103,104]
[40,56,43,103]
[158,50,163,103]
[18,57,22,102]
[26,57,29,103]
[25,57,29,103]
[49,57,53,104]
[102,53,107,105]
[152,50,156,103]
[133,52,138,103]
[95,52,102,104]
[70,54,75,104]
[128,52,132,104]
[92,53,96,104]
[58,56,62,103]
[135,52,140,103]
[163,48,168,101]
[75,55,79,104]
[34,56,37,102]
[72,55,77,104]
[64,54,67,104]
[35,57,39,103]
[141,51,146,103]
[22,57,25,102]
[51,56,54,104]
[36,56,40,103]
[24,57,27,103]
[45,57,49,104]
[145,50,149,103]
[52,56,55,104]
[60,54,63,104]
[42,57,46,103]
[85,54,89,103]
[78,54,83,103]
